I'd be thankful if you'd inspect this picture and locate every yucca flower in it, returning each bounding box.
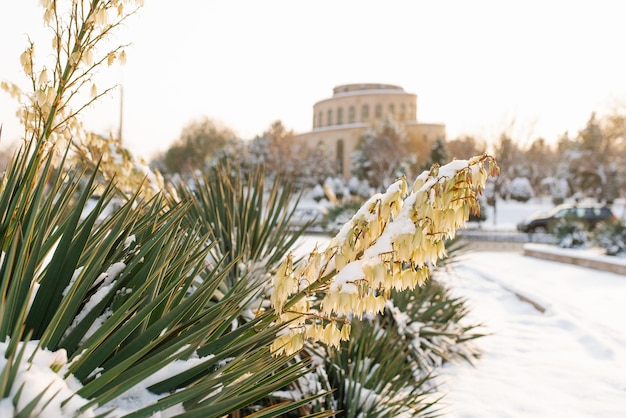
[270,155,499,352]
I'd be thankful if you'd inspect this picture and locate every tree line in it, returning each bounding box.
[152,109,626,203]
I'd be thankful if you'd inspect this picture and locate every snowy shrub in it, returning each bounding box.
[540,177,570,205]
[554,217,590,248]
[357,180,373,198]
[593,221,626,256]
[348,176,372,198]
[347,176,361,195]
[310,183,326,202]
[508,177,534,202]
[317,320,439,417]
[320,198,364,234]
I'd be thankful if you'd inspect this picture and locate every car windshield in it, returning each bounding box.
[535,204,610,219]
[536,205,571,218]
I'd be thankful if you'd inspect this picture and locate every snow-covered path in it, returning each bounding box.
[436,251,626,418]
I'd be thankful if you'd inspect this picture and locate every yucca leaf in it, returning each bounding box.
[80,300,273,407]
[0,330,32,398]
[117,349,299,418]
[13,383,57,418]
[25,167,104,338]
[322,319,439,418]
[245,394,336,418]
[147,314,278,395]
[176,354,310,417]
[77,276,253,400]
[0,151,68,340]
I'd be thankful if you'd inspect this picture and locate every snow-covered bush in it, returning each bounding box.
[593,221,626,256]
[310,183,326,202]
[553,218,590,248]
[508,177,534,202]
[348,176,372,198]
[540,177,570,205]
[320,198,364,234]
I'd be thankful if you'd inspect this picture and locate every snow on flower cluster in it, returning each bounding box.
[270,155,499,355]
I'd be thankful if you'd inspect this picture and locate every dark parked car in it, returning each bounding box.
[517,203,616,233]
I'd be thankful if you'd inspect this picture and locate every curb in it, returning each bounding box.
[522,244,626,276]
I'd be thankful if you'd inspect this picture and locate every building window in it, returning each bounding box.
[388,104,395,116]
[375,104,382,118]
[327,109,333,126]
[318,111,323,127]
[348,106,355,123]
[336,139,344,176]
[361,104,369,120]
[399,103,406,120]
[409,104,415,120]
[337,107,344,125]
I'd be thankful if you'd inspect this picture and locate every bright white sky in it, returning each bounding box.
[2,1,626,159]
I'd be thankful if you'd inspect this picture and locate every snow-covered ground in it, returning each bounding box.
[436,251,626,418]
[295,197,626,417]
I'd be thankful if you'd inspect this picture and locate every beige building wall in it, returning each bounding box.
[295,83,445,178]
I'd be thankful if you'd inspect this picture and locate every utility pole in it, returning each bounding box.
[118,85,124,144]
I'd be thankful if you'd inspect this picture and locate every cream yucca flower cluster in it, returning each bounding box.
[2,0,162,197]
[76,131,165,198]
[270,154,499,356]
[2,0,143,152]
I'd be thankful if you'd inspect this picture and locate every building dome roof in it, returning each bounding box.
[332,83,404,95]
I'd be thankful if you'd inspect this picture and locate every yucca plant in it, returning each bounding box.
[592,220,626,255]
[310,319,440,418]
[0,133,325,416]
[290,238,478,417]
[170,160,308,300]
[382,279,484,373]
[0,2,322,415]
[553,217,589,248]
[166,160,342,415]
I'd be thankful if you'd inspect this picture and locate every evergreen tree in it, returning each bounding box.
[351,118,410,189]
[423,137,449,170]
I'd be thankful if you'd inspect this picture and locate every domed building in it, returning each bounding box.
[294,83,446,178]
